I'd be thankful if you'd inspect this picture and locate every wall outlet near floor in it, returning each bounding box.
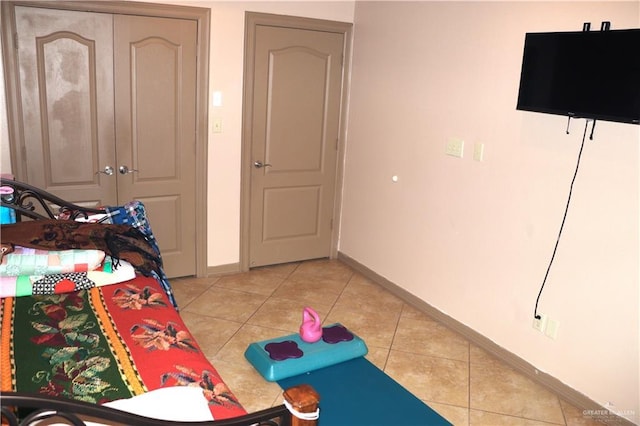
[532,313,559,340]
[532,314,547,332]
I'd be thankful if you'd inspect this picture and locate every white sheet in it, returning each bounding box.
[31,386,215,425]
[103,386,214,421]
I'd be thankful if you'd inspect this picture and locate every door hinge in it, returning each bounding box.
[335,138,339,150]
[14,33,19,50]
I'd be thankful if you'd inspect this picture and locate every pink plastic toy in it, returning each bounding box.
[299,307,322,343]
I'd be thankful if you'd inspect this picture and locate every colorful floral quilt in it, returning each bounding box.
[0,275,246,420]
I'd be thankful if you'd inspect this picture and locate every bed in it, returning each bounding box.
[0,178,319,426]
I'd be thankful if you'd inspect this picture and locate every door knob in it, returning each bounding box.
[253,161,272,169]
[96,166,114,176]
[119,165,139,175]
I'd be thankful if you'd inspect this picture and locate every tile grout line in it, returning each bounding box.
[322,269,355,326]
[198,260,603,425]
[384,303,406,371]
[213,267,296,359]
[241,266,296,327]
[172,277,217,311]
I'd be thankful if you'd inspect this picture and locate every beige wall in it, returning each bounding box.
[1,0,638,421]
[145,1,355,267]
[174,1,356,266]
[341,1,639,421]
[0,1,356,265]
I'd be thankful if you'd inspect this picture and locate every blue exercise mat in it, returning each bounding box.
[277,357,452,426]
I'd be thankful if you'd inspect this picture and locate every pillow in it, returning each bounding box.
[87,259,136,286]
[0,258,136,298]
[0,246,105,277]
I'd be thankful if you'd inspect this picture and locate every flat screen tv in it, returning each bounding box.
[516,28,640,125]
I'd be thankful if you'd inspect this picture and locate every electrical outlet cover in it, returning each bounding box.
[445,139,464,158]
[545,318,560,339]
[532,314,547,332]
[473,143,484,162]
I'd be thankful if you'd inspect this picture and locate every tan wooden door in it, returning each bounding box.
[12,6,197,277]
[14,6,117,205]
[113,15,197,278]
[247,23,345,267]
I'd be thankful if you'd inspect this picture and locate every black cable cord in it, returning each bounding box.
[533,120,590,320]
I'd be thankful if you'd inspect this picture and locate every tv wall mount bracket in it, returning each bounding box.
[566,21,611,139]
[582,21,611,32]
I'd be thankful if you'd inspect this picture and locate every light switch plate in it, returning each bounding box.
[213,117,222,133]
[473,143,484,162]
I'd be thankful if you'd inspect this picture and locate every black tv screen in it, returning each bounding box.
[516,29,640,125]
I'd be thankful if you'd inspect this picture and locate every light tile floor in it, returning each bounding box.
[171,259,610,426]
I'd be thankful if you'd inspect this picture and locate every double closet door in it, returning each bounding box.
[13,6,197,277]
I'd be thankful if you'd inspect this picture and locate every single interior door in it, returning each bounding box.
[113,15,198,278]
[246,22,345,267]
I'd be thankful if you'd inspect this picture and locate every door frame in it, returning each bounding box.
[240,12,353,271]
[1,0,210,277]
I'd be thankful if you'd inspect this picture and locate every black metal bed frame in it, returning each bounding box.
[1,392,292,426]
[0,179,319,426]
[0,178,106,221]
